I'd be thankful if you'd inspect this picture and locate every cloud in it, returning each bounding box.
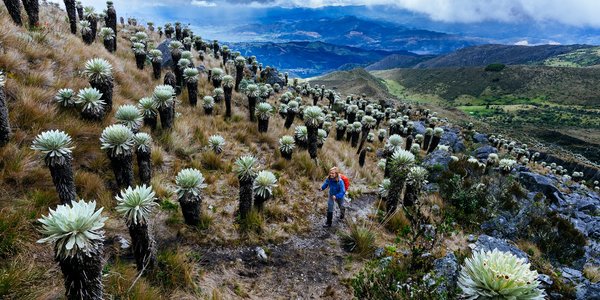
[191,0,218,7]
[211,0,600,27]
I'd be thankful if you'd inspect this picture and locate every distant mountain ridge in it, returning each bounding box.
[229,40,405,77]
[230,16,482,53]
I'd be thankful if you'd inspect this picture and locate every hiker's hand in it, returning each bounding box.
[332,196,336,200]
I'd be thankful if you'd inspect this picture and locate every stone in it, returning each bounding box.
[474,234,529,263]
[474,145,498,160]
[116,235,130,249]
[467,234,477,243]
[518,172,563,203]
[576,282,600,300]
[412,121,426,135]
[255,246,268,261]
[537,274,554,289]
[374,247,385,258]
[433,253,460,296]
[561,267,584,284]
[473,133,488,144]
[423,150,453,172]
[260,68,285,87]
[157,38,174,69]
[439,126,464,153]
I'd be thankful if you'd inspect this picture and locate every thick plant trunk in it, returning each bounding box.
[136,148,152,186]
[281,151,292,160]
[248,96,256,122]
[224,86,232,119]
[386,176,404,214]
[175,26,182,41]
[179,194,201,226]
[235,65,243,92]
[284,111,295,129]
[186,81,197,106]
[48,157,77,205]
[423,133,432,152]
[158,105,173,129]
[128,222,156,271]
[211,78,221,88]
[106,6,117,51]
[82,31,94,45]
[3,0,22,25]
[351,131,360,148]
[90,80,113,115]
[80,107,104,121]
[143,116,157,131]
[403,184,417,207]
[347,113,356,124]
[135,53,146,70]
[103,38,114,53]
[109,153,134,190]
[152,61,161,80]
[428,136,441,153]
[254,194,268,212]
[335,128,345,141]
[359,149,367,167]
[204,107,213,115]
[356,128,370,154]
[0,86,10,146]
[345,131,352,142]
[22,0,38,28]
[307,125,318,160]
[58,251,104,300]
[64,0,77,34]
[384,151,392,178]
[87,15,97,42]
[405,135,413,151]
[171,52,182,93]
[258,118,269,133]
[238,178,253,219]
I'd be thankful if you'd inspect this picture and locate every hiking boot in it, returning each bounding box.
[339,207,345,220]
[323,212,333,227]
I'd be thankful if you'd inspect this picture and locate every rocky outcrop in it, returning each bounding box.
[472,234,529,263]
[518,172,563,203]
[432,253,460,296]
[474,145,497,160]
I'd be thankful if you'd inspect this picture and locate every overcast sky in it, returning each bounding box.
[59,0,600,28]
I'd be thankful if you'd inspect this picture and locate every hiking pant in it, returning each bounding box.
[327,195,345,213]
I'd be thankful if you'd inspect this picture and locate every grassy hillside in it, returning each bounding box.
[375,66,600,106]
[308,68,393,100]
[414,44,592,68]
[365,53,436,71]
[373,67,600,164]
[543,46,600,67]
[0,5,385,299]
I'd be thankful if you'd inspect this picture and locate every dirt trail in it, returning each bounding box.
[197,193,378,299]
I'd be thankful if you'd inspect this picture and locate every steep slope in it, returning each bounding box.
[375,66,600,106]
[365,53,437,71]
[415,44,593,68]
[308,68,393,100]
[0,5,383,299]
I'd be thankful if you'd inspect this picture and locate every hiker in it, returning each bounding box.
[319,167,346,227]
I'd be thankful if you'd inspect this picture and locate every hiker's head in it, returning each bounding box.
[329,167,339,179]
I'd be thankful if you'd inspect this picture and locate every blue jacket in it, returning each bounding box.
[321,177,345,199]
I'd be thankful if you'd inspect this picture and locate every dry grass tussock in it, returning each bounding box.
[0,4,386,299]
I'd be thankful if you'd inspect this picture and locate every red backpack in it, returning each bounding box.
[340,174,350,191]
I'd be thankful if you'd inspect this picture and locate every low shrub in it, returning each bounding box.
[340,222,376,258]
